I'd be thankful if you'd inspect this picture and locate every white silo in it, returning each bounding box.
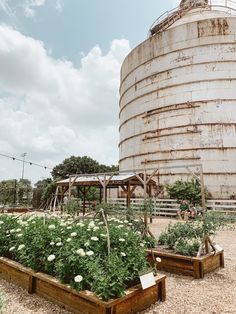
[119,0,236,198]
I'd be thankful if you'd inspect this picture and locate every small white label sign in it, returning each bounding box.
[140,272,156,290]
[214,244,223,252]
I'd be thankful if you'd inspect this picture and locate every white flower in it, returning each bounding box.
[0,221,4,225]
[60,222,66,227]
[119,238,125,242]
[56,242,62,246]
[117,225,124,228]
[76,222,84,227]
[128,223,133,226]
[67,226,72,230]
[124,220,128,223]
[98,222,104,225]
[134,219,139,222]
[18,244,25,251]
[140,243,145,247]
[66,238,72,242]
[17,233,23,238]
[76,248,86,257]
[84,241,90,247]
[121,252,126,257]
[136,231,141,235]
[93,226,99,231]
[74,275,83,283]
[48,224,56,230]
[91,236,99,241]
[86,250,94,256]
[47,254,56,262]
[71,232,77,237]
[156,257,162,263]
[19,221,28,226]
[10,229,15,234]
[100,233,107,238]
[88,221,95,229]
[9,246,15,251]
[50,242,55,246]
[16,228,22,232]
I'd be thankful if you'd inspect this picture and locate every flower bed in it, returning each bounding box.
[0,214,156,300]
[147,249,224,278]
[0,256,166,314]
[146,213,226,278]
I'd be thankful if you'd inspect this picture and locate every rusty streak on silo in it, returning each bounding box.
[119,0,236,198]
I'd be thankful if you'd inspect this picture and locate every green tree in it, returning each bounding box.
[32,178,52,209]
[166,179,208,206]
[17,179,32,205]
[52,155,118,180]
[0,180,16,205]
[0,179,32,206]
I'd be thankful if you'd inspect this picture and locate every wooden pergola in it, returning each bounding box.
[55,173,156,214]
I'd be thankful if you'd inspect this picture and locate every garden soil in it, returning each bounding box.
[0,218,235,314]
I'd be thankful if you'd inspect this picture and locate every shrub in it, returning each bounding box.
[158,212,231,256]
[166,179,208,205]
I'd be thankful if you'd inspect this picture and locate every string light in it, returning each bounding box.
[0,152,53,170]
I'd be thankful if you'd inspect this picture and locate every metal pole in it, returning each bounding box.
[199,165,206,214]
[21,153,27,180]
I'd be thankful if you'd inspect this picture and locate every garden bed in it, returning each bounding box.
[0,257,166,314]
[147,248,224,279]
[5,208,29,213]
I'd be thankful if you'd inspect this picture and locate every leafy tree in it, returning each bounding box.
[0,180,16,205]
[17,179,32,205]
[166,179,208,206]
[52,155,118,180]
[41,181,57,205]
[32,178,52,209]
[0,179,32,206]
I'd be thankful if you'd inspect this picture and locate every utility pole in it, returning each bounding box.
[21,153,27,180]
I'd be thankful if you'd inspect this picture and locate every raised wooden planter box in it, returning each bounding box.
[147,249,224,279]
[5,208,29,213]
[0,257,166,314]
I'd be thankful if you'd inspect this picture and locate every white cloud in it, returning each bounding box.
[0,0,63,17]
[0,0,13,15]
[0,25,131,182]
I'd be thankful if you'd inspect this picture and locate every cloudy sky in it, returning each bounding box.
[0,0,179,183]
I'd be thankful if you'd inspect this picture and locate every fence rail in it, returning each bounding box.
[108,198,236,216]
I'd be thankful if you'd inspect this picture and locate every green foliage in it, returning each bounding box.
[52,155,118,180]
[32,178,52,208]
[41,181,57,204]
[158,212,230,256]
[0,179,32,206]
[64,199,81,216]
[0,214,152,301]
[166,179,207,205]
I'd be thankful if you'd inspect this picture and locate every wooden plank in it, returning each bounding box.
[146,249,224,279]
[0,258,166,314]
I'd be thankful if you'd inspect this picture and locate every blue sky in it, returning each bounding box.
[1,0,177,62]
[0,0,179,182]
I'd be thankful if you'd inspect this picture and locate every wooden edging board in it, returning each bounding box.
[0,257,166,314]
[146,249,224,279]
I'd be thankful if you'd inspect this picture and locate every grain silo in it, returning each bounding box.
[119,0,236,198]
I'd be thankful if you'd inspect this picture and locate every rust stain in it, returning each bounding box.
[198,18,229,38]
[119,147,236,163]
[141,157,201,165]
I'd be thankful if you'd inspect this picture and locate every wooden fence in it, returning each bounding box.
[107,198,236,216]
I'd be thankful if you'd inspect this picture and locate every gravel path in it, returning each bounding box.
[0,218,235,314]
